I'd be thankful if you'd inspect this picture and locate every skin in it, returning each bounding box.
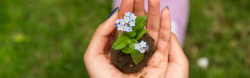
[84,0,189,78]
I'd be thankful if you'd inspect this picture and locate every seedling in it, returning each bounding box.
[112,12,148,64]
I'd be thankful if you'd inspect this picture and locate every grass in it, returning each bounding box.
[186,0,250,77]
[0,0,249,78]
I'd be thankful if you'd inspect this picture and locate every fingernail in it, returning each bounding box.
[164,6,169,9]
[107,7,119,19]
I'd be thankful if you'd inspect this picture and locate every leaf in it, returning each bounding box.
[129,40,143,64]
[134,15,147,31]
[121,40,138,54]
[134,28,149,40]
[125,15,147,38]
[126,30,136,37]
[112,33,132,50]
[131,39,138,43]
[131,49,144,65]
[121,46,131,54]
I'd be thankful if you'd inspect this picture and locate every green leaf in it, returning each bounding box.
[134,28,149,40]
[121,40,138,54]
[112,33,132,50]
[131,49,144,65]
[131,39,138,43]
[126,30,136,37]
[129,40,144,64]
[125,15,147,38]
[121,46,131,54]
[134,15,147,31]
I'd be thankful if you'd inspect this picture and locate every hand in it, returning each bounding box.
[84,0,189,78]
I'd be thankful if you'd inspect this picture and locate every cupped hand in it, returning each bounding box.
[84,0,189,78]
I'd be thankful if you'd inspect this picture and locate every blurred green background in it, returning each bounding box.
[0,0,249,78]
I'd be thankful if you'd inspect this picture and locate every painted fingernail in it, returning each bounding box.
[107,7,119,19]
[164,6,169,9]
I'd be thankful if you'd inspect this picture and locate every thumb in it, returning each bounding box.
[165,33,189,78]
[85,8,119,56]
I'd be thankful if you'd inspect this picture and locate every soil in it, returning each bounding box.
[111,33,156,73]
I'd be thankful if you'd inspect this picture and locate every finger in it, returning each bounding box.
[85,11,119,56]
[157,7,171,56]
[114,0,135,38]
[146,0,161,45]
[119,0,134,18]
[84,12,124,77]
[134,0,147,16]
[165,33,189,78]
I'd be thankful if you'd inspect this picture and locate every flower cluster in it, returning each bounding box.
[135,40,147,53]
[115,12,137,32]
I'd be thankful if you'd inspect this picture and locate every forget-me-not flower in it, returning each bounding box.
[115,12,138,32]
[134,40,148,53]
[117,25,124,31]
[115,19,120,24]
[124,16,131,23]
[124,25,129,32]
[125,12,130,17]
[130,14,137,21]
[140,48,146,53]
[135,44,141,50]
[127,27,132,32]
[129,21,135,26]
[140,40,147,47]
[120,19,126,25]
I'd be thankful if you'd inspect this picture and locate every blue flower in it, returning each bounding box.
[139,48,146,53]
[135,44,141,50]
[120,19,126,25]
[127,27,132,32]
[117,24,124,31]
[129,21,135,26]
[115,19,120,24]
[115,12,137,32]
[140,40,147,47]
[124,16,131,23]
[130,14,137,21]
[125,12,131,17]
[124,25,130,32]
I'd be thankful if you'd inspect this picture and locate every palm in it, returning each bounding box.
[87,48,168,78]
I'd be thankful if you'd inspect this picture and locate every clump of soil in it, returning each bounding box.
[111,33,156,73]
